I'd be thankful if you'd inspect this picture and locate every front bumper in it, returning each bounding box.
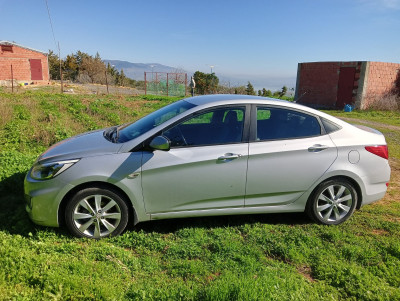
[24,172,74,227]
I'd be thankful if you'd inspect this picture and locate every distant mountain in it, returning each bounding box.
[104,60,183,80]
[104,59,296,92]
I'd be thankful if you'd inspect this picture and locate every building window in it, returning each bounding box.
[1,45,13,52]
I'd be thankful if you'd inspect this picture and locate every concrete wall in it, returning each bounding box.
[0,44,49,83]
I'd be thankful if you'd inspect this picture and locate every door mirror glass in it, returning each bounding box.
[149,136,170,151]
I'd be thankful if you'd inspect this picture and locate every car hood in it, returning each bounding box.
[37,129,122,163]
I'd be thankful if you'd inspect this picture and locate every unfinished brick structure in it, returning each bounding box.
[0,41,49,86]
[295,61,400,109]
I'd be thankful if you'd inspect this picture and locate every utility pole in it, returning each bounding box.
[58,42,63,93]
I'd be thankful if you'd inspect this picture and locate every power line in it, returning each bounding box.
[44,0,58,51]
[44,0,63,92]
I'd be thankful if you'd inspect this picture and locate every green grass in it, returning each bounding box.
[0,91,399,300]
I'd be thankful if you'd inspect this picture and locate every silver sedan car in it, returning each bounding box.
[24,95,391,238]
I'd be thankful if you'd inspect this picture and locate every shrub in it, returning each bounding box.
[367,94,400,111]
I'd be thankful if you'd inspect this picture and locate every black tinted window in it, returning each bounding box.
[163,107,245,147]
[321,118,341,134]
[256,108,321,140]
[118,100,195,143]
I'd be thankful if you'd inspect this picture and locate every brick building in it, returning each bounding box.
[295,61,400,109]
[0,41,49,85]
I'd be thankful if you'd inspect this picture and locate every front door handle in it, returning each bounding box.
[308,144,329,152]
[218,153,242,161]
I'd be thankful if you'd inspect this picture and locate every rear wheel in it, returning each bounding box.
[65,187,129,239]
[306,179,357,225]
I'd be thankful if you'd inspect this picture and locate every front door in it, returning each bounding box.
[29,59,43,80]
[141,106,249,213]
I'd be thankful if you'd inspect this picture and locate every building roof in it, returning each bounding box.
[0,40,48,55]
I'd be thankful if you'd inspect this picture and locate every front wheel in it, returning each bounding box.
[65,187,129,239]
[306,179,357,225]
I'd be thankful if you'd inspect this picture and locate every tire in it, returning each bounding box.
[306,179,357,225]
[65,187,129,239]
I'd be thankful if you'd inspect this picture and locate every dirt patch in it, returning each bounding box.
[338,117,400,132]
[371,229,390,236]
[297,265,315,282]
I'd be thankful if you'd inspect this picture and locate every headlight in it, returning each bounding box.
[30,159,79,180]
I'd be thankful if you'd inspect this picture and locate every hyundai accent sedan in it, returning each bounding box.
[24,95,391,238]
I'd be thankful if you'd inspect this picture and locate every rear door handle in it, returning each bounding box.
[218,153,242,160]
[308,144,329,152]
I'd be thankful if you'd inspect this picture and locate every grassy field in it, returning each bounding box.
[0,90,399,300]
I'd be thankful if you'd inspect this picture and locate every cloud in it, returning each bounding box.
[359,0,400,10]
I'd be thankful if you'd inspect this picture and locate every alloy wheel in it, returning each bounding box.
[316,184,353,223]
[72,194,122,238]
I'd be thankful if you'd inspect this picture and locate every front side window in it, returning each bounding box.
[256,107,321,141]
[163,107,245,147]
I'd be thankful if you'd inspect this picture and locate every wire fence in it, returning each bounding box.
[145,72,187,97]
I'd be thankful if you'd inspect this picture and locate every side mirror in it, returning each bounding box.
[149,136,170,151]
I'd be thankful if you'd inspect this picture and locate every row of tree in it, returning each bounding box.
[48,51,291,97]
[192,72,290,98]
[48,50,139,87]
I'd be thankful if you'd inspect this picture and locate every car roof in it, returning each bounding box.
[185,94,289,106]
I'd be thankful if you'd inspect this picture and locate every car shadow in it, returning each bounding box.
[130,211,311,234]
[0,171,312,238]
[0,172,38,236]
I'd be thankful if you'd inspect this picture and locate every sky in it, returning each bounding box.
[1,0,400,90]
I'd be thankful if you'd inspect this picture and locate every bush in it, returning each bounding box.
[367,94,400,111]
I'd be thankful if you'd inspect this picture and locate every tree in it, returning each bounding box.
[63,54,79,81]
[206,73,219,94]
[245,82,256,95]
[117,69,127,86]
[262,88,272,97]
[48,50,60,80]
[193,71,219,95]
[258,90,262,96]
[279,86,288,97]
[80,54,106,83]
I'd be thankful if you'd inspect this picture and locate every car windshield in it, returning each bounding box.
[117,100,196,143]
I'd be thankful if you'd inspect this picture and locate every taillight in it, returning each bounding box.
[365,145,389,160]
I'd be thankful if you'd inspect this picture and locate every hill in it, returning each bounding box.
[104,60,183,81]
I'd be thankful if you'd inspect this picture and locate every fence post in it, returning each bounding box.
[144,72,147,95]
[105,70,109,94]
[11,64,14,93]
[185,73,188,96]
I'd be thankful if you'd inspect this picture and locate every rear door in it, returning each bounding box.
[245,106,337,206]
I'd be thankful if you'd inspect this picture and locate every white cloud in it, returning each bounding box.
[359,0,400,10]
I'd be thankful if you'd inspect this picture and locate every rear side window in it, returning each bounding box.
[321,118,341,134]
[256,107,321,141]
